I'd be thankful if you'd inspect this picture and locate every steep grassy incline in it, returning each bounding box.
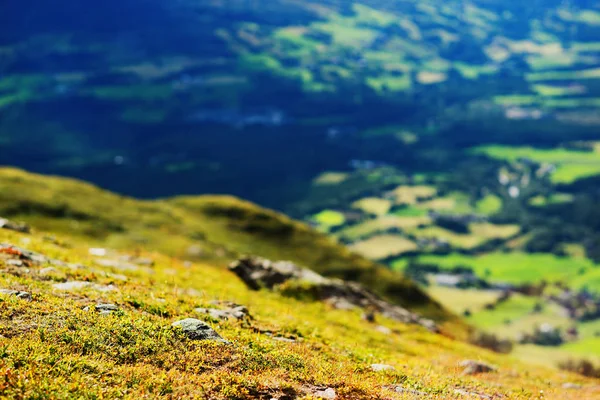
[0,167,449,322]
[0,182,598,398]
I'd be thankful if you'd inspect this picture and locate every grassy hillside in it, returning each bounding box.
[0,171,599,398]
[0,167,451,321]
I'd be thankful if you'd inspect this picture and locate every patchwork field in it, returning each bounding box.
[474,145,600,184]
[417,253,598,291]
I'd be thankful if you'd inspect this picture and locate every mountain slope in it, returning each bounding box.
[0,167,452,322]
[0,171,598,398]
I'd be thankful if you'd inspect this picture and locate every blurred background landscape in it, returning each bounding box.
[2,0,600,367]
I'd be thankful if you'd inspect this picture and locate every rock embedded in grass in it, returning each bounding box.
[6,259,25,267]
[0,218,31,234]
[171,318,229,343]
[460,360,497,375]
[371,363,396,372]
[312,387,336,399]
[195,302,250,321]
[454,388,492,399]
[84,304,120,315]
[52,281,116,292]
[0,289,32,301]
[562,383,582,390]
[0,244,48,264]
[229,256,438,332]
[392,386,428,396]
[375,325,392,335]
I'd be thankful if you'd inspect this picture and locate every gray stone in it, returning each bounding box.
[0,244,48,264]
[95,259,139,272]
[133,257,154,266]
[460,360,497,375]
[371,363,396,372]
[195,303,249,321]
[171,318,228,343]
[273,336,296,343]
[375,325,392,335]
[53,281,116,292]
[229,256,438,332]
[454,389,492,399]
[0,218,30,234]
[86,304,120,315]
[326,297,356,311]
[392,386,428,397]
[0,289,32,301]
[313,388,336,399]
[39,267,58,276]
[562,383,582,390]
[6,259,24,267]
[53,281,91,291]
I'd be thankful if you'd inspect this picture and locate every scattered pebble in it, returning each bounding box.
[6,259,24,267]
[326,297,356,311]
[392,386,428,397]
[460,360,497,375]
[53,281,91,291]
[562,383,582,390]
[195,302,250,321]
[313,388,336,399]
[375,325,392,335]
[0,218,31,234]
[89,248,107,257]
[85,304,120,315]
[371,363,396,372]
[39,267,58,276]
[52,281,116,292]
[0,244,48,264]
[95,259,139,272]
[0,289,32,301]
[272,336,296,343]
[454,388,492,399]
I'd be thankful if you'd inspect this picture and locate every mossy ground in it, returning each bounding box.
[1,226,599,399]
[0,168,599,398]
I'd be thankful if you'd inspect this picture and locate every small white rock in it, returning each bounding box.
[371,363,396,372]
[314,388,336,399]
[89,248,107,257]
